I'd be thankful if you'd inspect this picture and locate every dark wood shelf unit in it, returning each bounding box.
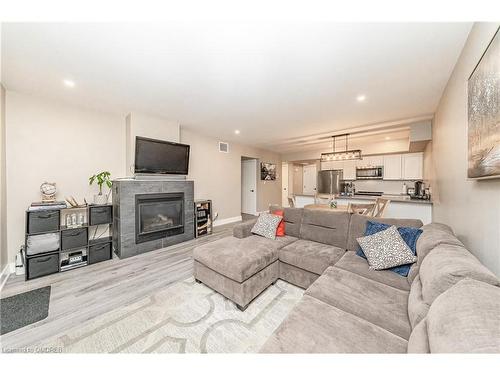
[24,204,114,281]
[194,200,212,238]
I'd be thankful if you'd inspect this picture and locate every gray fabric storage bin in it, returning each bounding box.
[27,253,59,279]
[26,232,60,255]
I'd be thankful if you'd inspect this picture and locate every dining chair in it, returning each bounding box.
[371,198,390,217]
[347,203,375,216]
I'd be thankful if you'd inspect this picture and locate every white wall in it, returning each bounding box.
[5,91,126,264]
[432,22,500,276]
[0,84,7,272]
[3,92,282,265]
[125,112,180,175]
[181,128,282,220]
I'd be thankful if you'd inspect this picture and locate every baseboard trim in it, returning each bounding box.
[213,216,242,227]
[0,263,14,292]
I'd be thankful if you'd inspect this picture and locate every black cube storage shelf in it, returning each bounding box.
[194,200,213,238]
[24,204,114,281]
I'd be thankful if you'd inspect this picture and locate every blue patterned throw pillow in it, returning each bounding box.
[356,221,422,277]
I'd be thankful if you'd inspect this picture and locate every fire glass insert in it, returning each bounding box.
[135,193,184,244]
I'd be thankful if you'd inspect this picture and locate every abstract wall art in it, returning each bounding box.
[468,27,500,179]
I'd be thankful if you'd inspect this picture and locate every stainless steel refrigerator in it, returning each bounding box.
[317,169,342,195]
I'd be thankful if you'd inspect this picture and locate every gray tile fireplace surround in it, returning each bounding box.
[112,178,194,258]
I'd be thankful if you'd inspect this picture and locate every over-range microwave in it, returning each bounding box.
[356,166,383,180]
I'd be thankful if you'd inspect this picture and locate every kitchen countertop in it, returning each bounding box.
[293,193,433,205]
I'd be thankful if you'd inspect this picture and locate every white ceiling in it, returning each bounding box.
[1,22,471,150]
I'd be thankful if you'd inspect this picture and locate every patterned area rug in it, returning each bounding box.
[40,278,303,353]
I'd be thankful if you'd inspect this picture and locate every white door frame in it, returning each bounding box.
[241,158,258,215]
[282,162,289,207]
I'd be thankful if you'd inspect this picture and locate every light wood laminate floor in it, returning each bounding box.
[0,221,240,350]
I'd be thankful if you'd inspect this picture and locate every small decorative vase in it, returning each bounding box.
[94,194,108,205]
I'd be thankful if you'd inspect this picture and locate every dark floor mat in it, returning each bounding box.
[1,286,51,335]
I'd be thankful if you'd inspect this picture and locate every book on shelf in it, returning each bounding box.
[29,201,67,211]
[31,201,67,207]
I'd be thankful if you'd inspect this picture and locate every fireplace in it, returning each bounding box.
[135,193,184,244]
[113,179,194,258]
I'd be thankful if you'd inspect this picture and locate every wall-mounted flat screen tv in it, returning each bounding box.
[134,136,190,175]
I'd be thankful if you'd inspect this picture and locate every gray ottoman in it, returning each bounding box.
[193,235,295,310]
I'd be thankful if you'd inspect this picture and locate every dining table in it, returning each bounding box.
[303,204,349,211]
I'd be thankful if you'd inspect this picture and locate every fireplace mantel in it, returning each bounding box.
[112,179,194,258]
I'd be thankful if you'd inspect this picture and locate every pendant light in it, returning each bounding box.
[320,134,362,162]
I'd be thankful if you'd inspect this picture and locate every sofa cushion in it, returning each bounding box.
[305,267,411,339]
[406,224,462,284]
[274,210,285,236]
[356,221,422,276]
[270,206,304,237]
[334,251,410,291]
[346,214,423,252]
[193,235,297,283]
[251,212,282,239]
[419,243,500,304]
[299,209,350,248]
[421,222,454,234]
[415,225,464,265]
[426,278,500,353]
[233,218,257,239]
[407,318,430,353]
[259,295,408,353]
[279,262,320,289]
[278,239,345,275]
[408,274,429,329]
[357,225,417,271]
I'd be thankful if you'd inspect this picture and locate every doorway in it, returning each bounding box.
[303,164,317,195]
[241,158,258,216]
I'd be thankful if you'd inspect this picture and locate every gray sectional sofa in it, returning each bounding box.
[193,208,500,353]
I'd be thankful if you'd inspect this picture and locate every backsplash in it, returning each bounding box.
[351,180,416,195]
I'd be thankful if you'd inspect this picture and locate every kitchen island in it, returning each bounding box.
[293,193,432,224]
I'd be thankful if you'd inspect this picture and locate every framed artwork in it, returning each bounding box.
[467,27,500,179]
[260,162,276,181]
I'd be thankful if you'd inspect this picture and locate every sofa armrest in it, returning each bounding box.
[233,219,257,238]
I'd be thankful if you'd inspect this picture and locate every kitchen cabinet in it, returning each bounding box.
[359,155,383,168]
[321,160,343,171]
[343,160,357,180]
[321,160,356,180]
[383,154,403,180]
[402,153,423,180]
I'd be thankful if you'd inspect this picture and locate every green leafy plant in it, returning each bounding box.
[89,171,112,195]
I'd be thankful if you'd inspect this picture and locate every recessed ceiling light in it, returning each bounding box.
[234,130,240,135]
[385,136,391,140]
[356,95,366,102]
[63,79,75,88]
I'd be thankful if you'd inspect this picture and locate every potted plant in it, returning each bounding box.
[89,171,112,205]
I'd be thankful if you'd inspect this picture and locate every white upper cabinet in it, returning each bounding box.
[359,155,383,168]
[320,161,332,170]
[321,160,343,171]
[383,154,402,180]
[322,152,424,181]
[343,160,357,180]
[321,160,355,180]
[402,153,423,180]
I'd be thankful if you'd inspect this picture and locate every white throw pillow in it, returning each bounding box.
[251,213,283,240]
[357,225,417,270]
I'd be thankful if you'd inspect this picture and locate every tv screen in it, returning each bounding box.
[134,137,190,175]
